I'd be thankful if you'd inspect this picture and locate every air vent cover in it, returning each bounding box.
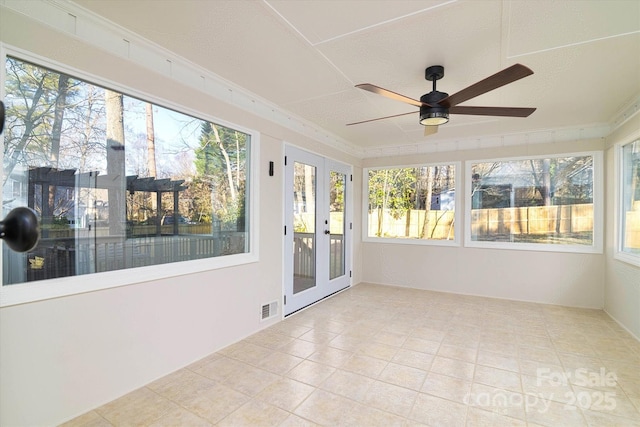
[261,301,278,320]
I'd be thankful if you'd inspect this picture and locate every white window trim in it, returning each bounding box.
[0,46,260,307]
[614,134,640,267]
[363,162,462,247]
[464,151,603,254]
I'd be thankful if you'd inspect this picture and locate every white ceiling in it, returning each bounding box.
[73,0,640,154]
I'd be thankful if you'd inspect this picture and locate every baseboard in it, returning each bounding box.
[603,309,640,343]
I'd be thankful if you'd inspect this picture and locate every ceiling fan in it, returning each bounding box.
[347,63,536,136]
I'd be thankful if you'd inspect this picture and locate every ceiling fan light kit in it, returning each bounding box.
[348,63,536,135]
[420,110,448,126]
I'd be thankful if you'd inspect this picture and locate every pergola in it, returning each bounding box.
[28,167,187,236]
[125,174,187,235]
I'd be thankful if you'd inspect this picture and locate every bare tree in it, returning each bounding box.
[529,159,552,205]
[49,74,70,168]
[145,102,158,218]
[210,124,237,202]
[105,89,126,237]
[44,75,71,220]
[419,166,434,238]
[145,103,157,178]
[3,61,56,185]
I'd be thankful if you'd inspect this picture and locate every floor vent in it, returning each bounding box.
[261,301,278,320]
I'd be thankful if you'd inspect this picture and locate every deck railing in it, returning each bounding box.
[6,231,246,284]
[5,229,347,285]
[293,232,345,281]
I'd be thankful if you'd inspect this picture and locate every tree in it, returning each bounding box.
[59,83,106,173]
[49,74,70,168]
[145,103,157,178]
[145,102,158,217]
[368,168,416,236]
[529,158,552,205]
[105,89,126,237]
[419,167,434,238]
[194,122,247,228]
[3,58,59,185]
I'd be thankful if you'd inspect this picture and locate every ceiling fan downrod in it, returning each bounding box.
[425,65,444,92]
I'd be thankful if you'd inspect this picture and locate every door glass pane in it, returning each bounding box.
[329,171,346,279]
[293,162,316,294]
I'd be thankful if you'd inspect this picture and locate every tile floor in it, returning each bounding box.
[63,283,640,426]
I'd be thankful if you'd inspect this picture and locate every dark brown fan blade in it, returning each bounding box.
[347,111,416,126]
[449,106,536,117]
[356,84,430,108]
[438,64,533,108]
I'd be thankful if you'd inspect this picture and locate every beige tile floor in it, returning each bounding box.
[63,283,640,426]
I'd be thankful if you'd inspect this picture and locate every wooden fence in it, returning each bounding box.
[368,209,455,239]
[368,204,597,240]
[471,204,593,237]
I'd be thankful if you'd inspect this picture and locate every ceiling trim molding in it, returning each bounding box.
[361,123,611,159]
[1,0,365,158]
[610,95,640,132]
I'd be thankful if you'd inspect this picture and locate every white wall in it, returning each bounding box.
[362,139,606,308]
[0,6,362,425]
[604,112,640,339]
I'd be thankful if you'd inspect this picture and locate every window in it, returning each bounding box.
[617,139,640,265]
[466,152,602,253]
[364,164,459,244]
[2,55,254,299]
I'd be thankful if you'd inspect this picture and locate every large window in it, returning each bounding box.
[466,152,602,253]
[364,164,459,244]
[2,55,253,297]
[617,139,640,265]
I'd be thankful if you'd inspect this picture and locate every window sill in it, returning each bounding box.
[363,237,460,247]
[0,252,258,307]
[464,239,603,254]
[613,251,640,268]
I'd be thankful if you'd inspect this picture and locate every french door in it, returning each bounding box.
[284,146,351,315]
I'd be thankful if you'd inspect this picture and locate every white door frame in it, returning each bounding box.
[283,145,352,316]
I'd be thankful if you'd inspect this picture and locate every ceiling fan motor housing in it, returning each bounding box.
[420,91,449,125]
[421,90,448,105]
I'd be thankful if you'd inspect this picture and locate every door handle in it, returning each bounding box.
[0,207,40,252]
[324,230,330,235]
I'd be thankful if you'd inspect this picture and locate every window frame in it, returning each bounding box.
[0,45,260,307]
[362,161,462,247]
[614,135,640,267]
[464,151,603,254]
